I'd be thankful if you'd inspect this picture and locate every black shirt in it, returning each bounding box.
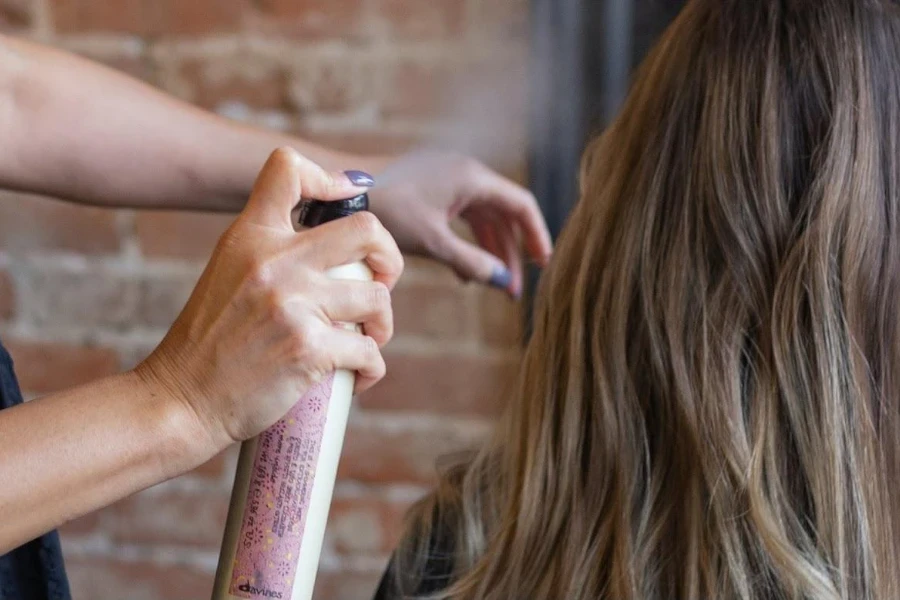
[372,511,456,600]
[0,338,72,600]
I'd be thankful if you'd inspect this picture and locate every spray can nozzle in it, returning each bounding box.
[298,193,369,228]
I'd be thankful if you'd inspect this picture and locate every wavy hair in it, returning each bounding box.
[393,1,900,598]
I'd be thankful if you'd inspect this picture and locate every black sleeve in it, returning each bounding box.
[372,513,456,600]
[372,559,396,600]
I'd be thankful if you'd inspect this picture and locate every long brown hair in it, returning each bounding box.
[393,1,900,598]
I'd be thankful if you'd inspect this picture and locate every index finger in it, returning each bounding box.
[242,147,371,230]
[295,211,405,290]
[475,169,553,265]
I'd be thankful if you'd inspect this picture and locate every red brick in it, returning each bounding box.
[372,0,467,39]
[339,418,488,485]
[104,485,230,548]
[289,58,373,115]
[105,55,157,83]
[327,496,412,555]
[137,273,197,329]
[50,0,243,36]
[59,511,103,537]
[0,192,120,255]
[24,0,536,592]
[249,0,367,40]
[401,256,463,285]
[0,0,32,31]
[392,280,472,341]
[66,557,213,600]
[380,60,457,119]
[313,568,385,600]
[50,0,144,34]
[476,0,529,41]
[183,61,290,112]
[3,339,119,395]
[136,211,233,261]
[476,287,522,349]
[0,269,14,321]
[359,351,517,415]
[292,128,422,158]
[29,269,139,330]
[73,50,157,84]
[162,0,244,36]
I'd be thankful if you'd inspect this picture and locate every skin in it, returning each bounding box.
[0,148,404,553]
[0,34,551,552]
[0,35,552,296]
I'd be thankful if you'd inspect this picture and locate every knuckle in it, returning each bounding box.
[424,225,453,261]
[325,171,343,194]
[371,349,387,379]
[351,211,382,239]
[368,281,392,310]
[216,226,241,252]
[393,251,406,278]
[519,196,539,217]
[287,322,317,365]
[362,335,381,358]
[264,290,291,324]
[246,257,275,288]
[270,146,300,166]
[456,155,483,178]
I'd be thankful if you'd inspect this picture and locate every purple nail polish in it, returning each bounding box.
[344,170,376,187]
[489,266,513,291]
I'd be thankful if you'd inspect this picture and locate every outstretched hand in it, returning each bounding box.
[368,151,553,299]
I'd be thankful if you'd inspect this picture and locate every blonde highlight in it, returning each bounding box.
[391,1,900,598]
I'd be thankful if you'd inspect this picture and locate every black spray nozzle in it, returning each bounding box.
[297,193,369,228]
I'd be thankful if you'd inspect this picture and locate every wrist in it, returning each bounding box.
[130,359,226,478]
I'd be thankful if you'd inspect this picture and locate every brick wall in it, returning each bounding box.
[0,1,528,598]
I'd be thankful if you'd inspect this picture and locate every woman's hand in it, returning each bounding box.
[367,151,552,299]
[138,148,404,453]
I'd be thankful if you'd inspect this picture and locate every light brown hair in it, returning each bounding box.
[392,1,900,598]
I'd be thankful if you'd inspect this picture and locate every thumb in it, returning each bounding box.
[437,227,513,293]
[242,147,371,229]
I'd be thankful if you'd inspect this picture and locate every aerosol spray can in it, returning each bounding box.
[212,193,373,600]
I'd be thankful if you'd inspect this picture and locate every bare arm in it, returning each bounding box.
[0,371,204,553]
[0,34,383,212]
[0,34,552,295]
[0,149,401,553]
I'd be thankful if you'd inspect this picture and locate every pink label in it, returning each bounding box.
[229,375,335,599]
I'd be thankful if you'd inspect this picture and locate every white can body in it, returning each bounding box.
[212,260,373,600]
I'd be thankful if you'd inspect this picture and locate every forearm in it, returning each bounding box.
[0,35,388,212]
[0,369,212,552]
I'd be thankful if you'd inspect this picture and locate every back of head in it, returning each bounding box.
[394,1,900,598]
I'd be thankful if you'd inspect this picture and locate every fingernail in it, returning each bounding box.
[344,170,376,187]
[489,265,513,292]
